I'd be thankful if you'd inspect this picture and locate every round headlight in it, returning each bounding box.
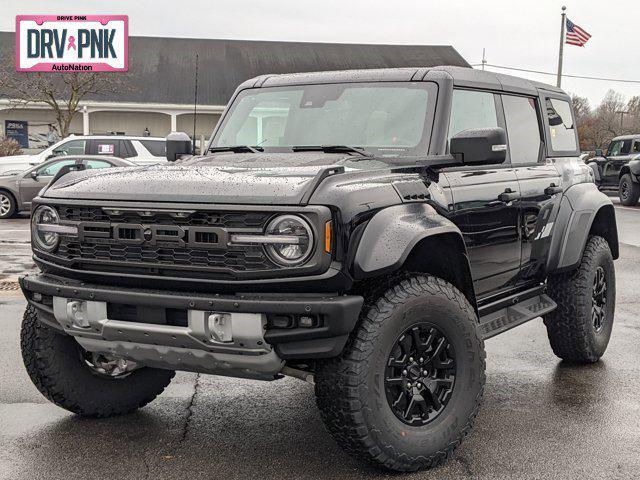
[31,205,60,252]
[265,215,314,266]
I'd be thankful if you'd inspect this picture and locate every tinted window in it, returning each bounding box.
[96,141,118,155]
[448,90,498,141]
[84,160,112,169]
[37,159,76,176]
[633,141,640,153]
[620,140,632,155]
[52,139,85,156]
[546,98,578,151]
[140,140,167,157]
[502,95,542,164]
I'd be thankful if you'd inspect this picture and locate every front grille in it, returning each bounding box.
[57,206,270,229]
[52,206,277,277]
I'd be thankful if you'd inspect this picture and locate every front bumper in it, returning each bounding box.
[20,273,363,379]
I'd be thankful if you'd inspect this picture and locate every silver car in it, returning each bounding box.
[0,155,136,219]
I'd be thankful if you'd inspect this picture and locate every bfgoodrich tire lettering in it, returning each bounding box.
[544,235,615,363]
[21,305,175,417]
[315,275,485,471]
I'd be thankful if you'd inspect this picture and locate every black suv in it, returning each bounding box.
[20,66,618,472]
[587,134,640,205]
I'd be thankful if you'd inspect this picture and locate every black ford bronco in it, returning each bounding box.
[586,134,640,205]
[20,66,618,472]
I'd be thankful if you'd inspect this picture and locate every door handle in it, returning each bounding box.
[544,183,563,196]
[497,188,519,203]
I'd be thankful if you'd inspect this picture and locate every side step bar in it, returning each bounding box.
[478,292,557,340]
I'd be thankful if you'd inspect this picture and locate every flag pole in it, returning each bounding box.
[556,6,567,88]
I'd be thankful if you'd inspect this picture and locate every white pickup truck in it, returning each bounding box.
[0,135,167,174]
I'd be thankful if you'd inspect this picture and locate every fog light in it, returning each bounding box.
[67,300,90,328]
[298,315,318,328]
[208,313,233,343]
[269,314,295,329]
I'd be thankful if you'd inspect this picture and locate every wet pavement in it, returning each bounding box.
[0,203,639,479]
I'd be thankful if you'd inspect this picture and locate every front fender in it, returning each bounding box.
[547,182,618,272]
[353,203,464,278]
[620,159,640,180]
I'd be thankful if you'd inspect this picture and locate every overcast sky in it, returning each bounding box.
[1,0,637,108]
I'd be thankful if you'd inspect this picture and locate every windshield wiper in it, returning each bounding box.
[291,145,374,157]
[208,145,264,153]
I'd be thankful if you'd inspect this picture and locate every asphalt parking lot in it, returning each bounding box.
[1,201,639,480]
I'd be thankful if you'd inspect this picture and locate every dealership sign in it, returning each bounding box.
[15,15,128,72]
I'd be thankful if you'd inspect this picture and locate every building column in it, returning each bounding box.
[170,113,177,132]
[82,106,90,135]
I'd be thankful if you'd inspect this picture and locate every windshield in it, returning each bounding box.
[211,82,435,159]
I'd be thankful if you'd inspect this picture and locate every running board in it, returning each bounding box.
[478,294,557,340]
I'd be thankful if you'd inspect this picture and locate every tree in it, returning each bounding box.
[571,94,591,123]
[0,56,131,137]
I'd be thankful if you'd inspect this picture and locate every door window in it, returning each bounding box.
[96,141,118,155]
[620,140,632,155]
[607,140,622,156]
[51,139,86,157]
[633,141,640,153]
[448,90,498,142]
[36,159,77,176]
[502,95,542,164]
[84,159,113,169]
[545,98,578,151]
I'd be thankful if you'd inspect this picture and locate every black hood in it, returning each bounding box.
[43,152,368,205]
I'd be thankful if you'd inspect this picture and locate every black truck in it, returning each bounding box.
[586,134,640,205]
[20,66,618,472]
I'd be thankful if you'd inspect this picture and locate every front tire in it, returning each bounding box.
[544,236,615,363]
[315,275,485,471]
[21,305,175,417]
[619,173,640,206]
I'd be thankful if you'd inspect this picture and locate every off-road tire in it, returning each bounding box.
[315,275,485,472]
[21,305,175,417]
[619,173,640,206]
[544,235,615,363]
[0,190,17,219]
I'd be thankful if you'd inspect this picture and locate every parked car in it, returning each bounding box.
[587,134,640,205]
[20,67,617,472]
[0,135,166,175]
[0,155,136,218]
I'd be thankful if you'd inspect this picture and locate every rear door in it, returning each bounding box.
[502,94,562,285]
[443,89,521,298]
[602,139,630,187]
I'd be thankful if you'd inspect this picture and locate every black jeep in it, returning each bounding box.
[20,66,618,472]
[587,134,640,205]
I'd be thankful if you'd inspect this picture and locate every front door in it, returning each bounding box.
[602,138,631,188]
[19,159,78,206]
[444,89,521,298]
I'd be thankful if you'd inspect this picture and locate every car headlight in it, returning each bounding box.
[31,205,61,252]
[264,215,314,266]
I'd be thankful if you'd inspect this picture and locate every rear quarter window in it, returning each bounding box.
[140,140,167,157]
[546,98,578,152]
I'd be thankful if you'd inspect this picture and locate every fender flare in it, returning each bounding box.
[353,203,467,278]
[619,160,640,181]
[547,182,619,273]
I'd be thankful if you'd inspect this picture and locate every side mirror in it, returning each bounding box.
[595,148,604,157]
[30,171,39,180]
[166,132,192,161]
[450,127,507,165]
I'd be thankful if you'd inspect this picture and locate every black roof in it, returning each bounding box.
[243,65,565,97]
[0,32,469,106]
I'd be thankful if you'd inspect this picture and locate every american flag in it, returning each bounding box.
[565,18,591,47]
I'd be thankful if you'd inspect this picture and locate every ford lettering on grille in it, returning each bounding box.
[77,222,228,249]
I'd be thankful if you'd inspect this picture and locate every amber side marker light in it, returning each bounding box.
[324,221,332,253]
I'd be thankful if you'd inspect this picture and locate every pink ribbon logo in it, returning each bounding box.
[67,35,76,50]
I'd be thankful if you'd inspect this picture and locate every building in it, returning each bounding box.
[0,32,469,152]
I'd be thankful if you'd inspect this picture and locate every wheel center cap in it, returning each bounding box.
[407,364,421,380]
